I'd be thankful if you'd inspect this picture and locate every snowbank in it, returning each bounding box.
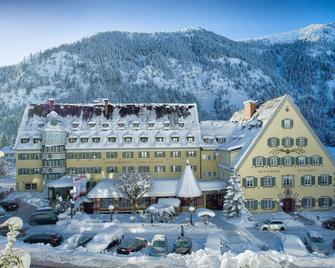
[6,191,49,207]
[281,234,308,256]
[196,208,215,218]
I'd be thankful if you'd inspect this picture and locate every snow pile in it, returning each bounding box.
[6,192,49,208]
[146,203,175,216]
[281,234,308,256]
[0,176,16,191]
[196,208,215,218]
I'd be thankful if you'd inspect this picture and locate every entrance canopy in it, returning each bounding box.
[47,176,74,188]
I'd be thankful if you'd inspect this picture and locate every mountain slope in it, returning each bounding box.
[0,25,334,146]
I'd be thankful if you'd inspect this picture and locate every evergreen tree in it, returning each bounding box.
[223,173,246,218]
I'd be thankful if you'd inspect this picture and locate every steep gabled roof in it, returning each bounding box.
[175,161,202,198]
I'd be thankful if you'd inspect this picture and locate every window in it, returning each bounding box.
[140,137,148,143]
[92,137,100,143]
[282,119,293,129]
[101,122,109,128]
[319,175,330,185]
[25,183,37,191]
[122,166,135,172]
[268,137,279,147]
[269,156,278,167]
[122,152,134,159]
[107,152,118,159]
[245,177,255,188]
[80,137,89,143]
[148,122,155,128]
[203,137,214,144]
[88,121,96,128]
[69,137,77,143]
[21,138,30,144]
[302,197,314,208]
[282,175,294,187]
[170,151,181,158]
[297,156,306,166]
[107,166,118,173]
[18,153,29,160]
[216,137,226,144]
[311,155,322,165]
[245,200,256,210]
[68,167,77,174]
[155,151,165,158]
[171,136,179,142]
[319,197,331,208]
[38,122,44,128]
[124,137,132,143]
[138,166,150,173]
[108,136,117,143]
[156,136,164,142]
[33,138,41,144]
[302,175,312,186]
[254,156,264,167]
[282,137,293,147]
[72,122,79,128]
[262,199,274,210]
[186,151,197,157]
[163,122,170,128]
[171,165,181,172]
[118,122,125,128]
[191,165,197,172]
[187,136,195,142]
[139,151,149,158]
[283,156,293,166]
[178,122,184,128]
[155,166,166,173]
[261,176,274,187]
[133,122,140,128]
[296,137,307,147]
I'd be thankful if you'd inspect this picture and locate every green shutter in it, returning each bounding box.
[295,138,299,146]
[252,158,256,166]
[281,138,285,146]
[261,200,265,209]
[272,177,276,187]
[329,176,332,185]
[267,158,270,166]
[319,156,323,165]
[272,200,276,209]
[318,176,321,185]
[290,138,294,146]
[261,177,264,187]
[301,198,306,207]
[311,176,315,185]
[242,178,246,187]
[263,157,266,166]
[290,119,294,128]
[254,177,257,187]
[329,198,333,207]
[312,198,315,207]
[267,138,271,147]
[309,157,313,165]
[281,120,285,128]
[254,201,258,210]
[275,138,279,146]
[301,176,304,186]
[291,157,295,165]
[318,198,322,207]
[304,138,308,146]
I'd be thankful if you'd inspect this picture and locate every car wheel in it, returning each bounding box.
[280,227,285,231]
[262,227,267,231]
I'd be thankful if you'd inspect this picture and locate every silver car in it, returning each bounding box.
[255,219,286,231]
[304,231,328,255]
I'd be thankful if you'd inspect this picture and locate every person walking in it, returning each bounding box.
[180,225,184,237]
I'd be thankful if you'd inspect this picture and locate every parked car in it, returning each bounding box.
[28,212,58,225]
[322,218,335,230]
[23,233,63,247]
[304,231,329,255]
[62,233,94,250]
[150,234,169,256]
[0,205,5,216]
[173,236,192,255]
[0,200,19,211]
[255,219,286,231]
[35,206,59,216]
[86,226,124,253]
[0,224,29,237]
[281,234,308,256]
[332,238,335,250]
[117,237,147,255]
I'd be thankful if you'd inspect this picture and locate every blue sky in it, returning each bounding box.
[0,0,334,66]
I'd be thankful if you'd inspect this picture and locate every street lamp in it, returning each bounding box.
[70,200,75,219]
[109,204,114,222]
[189,206,195,226]
[148,205,155,225]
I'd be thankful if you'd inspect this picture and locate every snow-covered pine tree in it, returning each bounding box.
[118,170,152,213]
[223,173,246,218]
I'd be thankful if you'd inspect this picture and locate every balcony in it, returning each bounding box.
[42,153,65,160]
[42,167,66,174]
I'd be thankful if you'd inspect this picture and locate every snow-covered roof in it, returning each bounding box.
[175,162,202,198]
[196,208,215,218]
[87,179,125,198]
[47,176,74,188]
[218,95,287,170]
[157,198,181,208]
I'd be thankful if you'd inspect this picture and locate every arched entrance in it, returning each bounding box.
[280,198,295,212]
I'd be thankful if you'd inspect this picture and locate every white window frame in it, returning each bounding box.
[187,151,196,157]
[311,155,320,165]
[283,137,292,147]
[171,151,181,158]
[298,156,306,166]
[283,156,292,166]
[297,137,307,147]
[187,136,195,142]
[171,136,179,142]
[283,119,293,129]
[255,157,263,167]
[263,176,273,187]
[155,166,165,173]
[245,200,255,210]
[263,199,273,210]
[320,196,330,208]
[139,151,149,158]
[269,156,278,167]
[269,137,278,147]
[246,177,254,188]
[304,197,313,208]
[320,175,329,185]
[282,175,294,187]
[304,175,312,186]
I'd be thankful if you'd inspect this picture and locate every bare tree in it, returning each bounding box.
[118,170,152,213]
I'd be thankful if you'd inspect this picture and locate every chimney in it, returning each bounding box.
[243,100,257,120]
[48,98,55,111]
[103,98,109,117]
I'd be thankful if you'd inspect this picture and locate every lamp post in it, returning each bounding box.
[109,205,114,222]
[148,205,155,225]
[70,200,75,219]
[189,206,195,226]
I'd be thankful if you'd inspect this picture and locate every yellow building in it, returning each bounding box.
[218,95,335,212]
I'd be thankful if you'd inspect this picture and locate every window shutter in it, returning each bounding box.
[329,198,333,207]
[308,157,313,165]
[295,138,299,146]
[312,198,315,207]
[281,138,285,146]
[263,157,266,166]
[291,157,295,165]
[280,157,284,165]
[311,176,315,185]
[267,158,270,166]
[254,200,258,210]
[242,178,246,187]
[267,138,271,146]
[281,120,284,128]
[254,177,257,187]
[301,176,304,186]
[290,138,294,146]
[304,138,308,146]
[301,198,306,207]
[252,158,256,166]
[272,177,276,187]
[277,157,280,166]
[329,176,332,185]
[261,177,264,187]
[318,176,321,185]
[295,157,299,164]
[275,138,279,146]
[272,200,275,209]
[261,200,265,209]
[290,119,293,128]
[319,156,323,165]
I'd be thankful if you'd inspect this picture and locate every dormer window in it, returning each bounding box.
[21,138,30,144]
[69,137,77,143]
[101,122,109,129]
[178,122,185,128]
[156,136,164,142]
[171,136,179,142]
[124,136,132,143]
[140,136,148,143]
[148,122,155,128]
[72,121,79,128]
[38,122,44,128]
[216,136,226,144]
[163,121,170,128]
[187,136,195,142]
[133,122,140,128]
[80,137,89,143]
[92,137,101,143]
[118,122,125,128]
[108,136,117,143]
[203,136,214,144]
[88,121,96,128]
[33,138,41,144]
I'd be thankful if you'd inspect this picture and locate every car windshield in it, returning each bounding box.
[176,240,190,248]
[263,219,271,224]
[153,240,166,248]
[120,239,134,247]
[311,237,325,243]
